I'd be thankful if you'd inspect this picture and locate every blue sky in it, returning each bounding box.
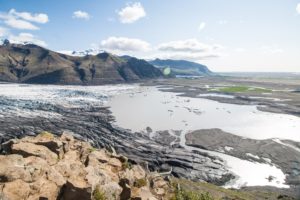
[0,0,300,72]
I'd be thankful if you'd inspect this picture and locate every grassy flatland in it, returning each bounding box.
[211,86,272,93]
[170,178,295,200]
[171,68,201,76]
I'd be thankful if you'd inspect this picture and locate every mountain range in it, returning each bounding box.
[0,40,213,85]
[0,40,163,85]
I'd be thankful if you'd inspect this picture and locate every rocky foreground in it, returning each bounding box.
[0,132,172,200]
[1,132,298,200]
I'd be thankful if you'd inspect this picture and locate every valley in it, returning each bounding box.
[0,75,299,198]
[1,1,299,199]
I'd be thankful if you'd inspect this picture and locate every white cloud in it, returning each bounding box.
[147,52,221,61]
[4,17,39,30]
[73,10,91,20]
[117,2,146,24]
[100,36,151,52]
[9,9,48,23]
[297,3,300,14]
[157,39,223,53]
[261,45,283,54]
[198,22,206,31]
[0,9,48,30]
[8,33,47,47]
[155,39,224,61]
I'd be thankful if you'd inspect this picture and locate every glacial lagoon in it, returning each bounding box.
[1,83,300,188]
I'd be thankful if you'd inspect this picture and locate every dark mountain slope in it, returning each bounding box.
[121,56,162,79]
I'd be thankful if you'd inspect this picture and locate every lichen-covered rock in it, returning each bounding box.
[131,186,158,200]
[119,165,147,186]
[0,133,170,200]
[28,178,60,200]
[97,182,122,199]
[150,175,169,197]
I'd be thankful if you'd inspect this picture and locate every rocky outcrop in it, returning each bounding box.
[0,133,171,200]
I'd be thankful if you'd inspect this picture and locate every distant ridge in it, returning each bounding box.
[149,59,213,76]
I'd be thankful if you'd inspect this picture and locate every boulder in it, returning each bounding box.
[154,188,165,196]
[28,178,61,200]
[61,180,92,200]
[86,149,110,166]
[60,132,75,153]
[119,178,131,200]
[11,142,58,165]
[46,166,66,187]
[55,158,86,180]
[1,179,30,200]
[119,165,146,186]
[24,156,49,180]
[85,166,111,187]
[22,134,64,158]
[151,176,167,189]
[0,154,32,182]
[97,182,122,199]
[108,157,123,168]
[131,186,158,200]
[0,140,16,154]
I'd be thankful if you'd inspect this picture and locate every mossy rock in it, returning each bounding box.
[92,187,107,200]
[39,131,54,139]
[134,178,147,188]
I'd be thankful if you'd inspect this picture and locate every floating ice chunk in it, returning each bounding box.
[246,153,260,160]
[224,146,234,151]
[273,138,300,153]
[198,93,235,99]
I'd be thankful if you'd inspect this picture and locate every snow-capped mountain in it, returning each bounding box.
[59,48,105,57]
[0,39,40,47]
